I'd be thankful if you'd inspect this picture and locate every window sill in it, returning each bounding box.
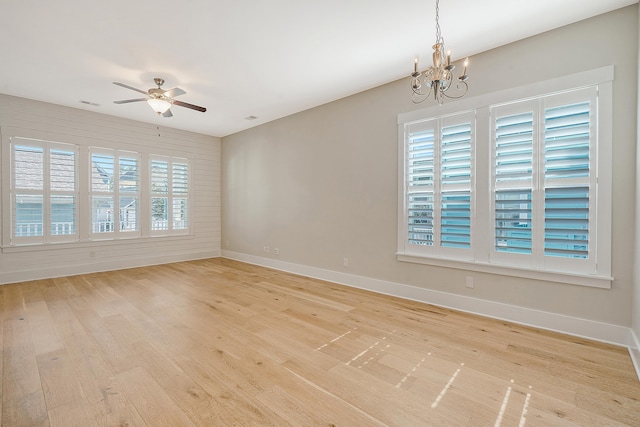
[397,253,613,289]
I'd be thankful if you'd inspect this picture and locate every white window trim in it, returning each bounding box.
[397,66,613,288]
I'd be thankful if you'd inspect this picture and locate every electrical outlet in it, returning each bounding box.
[343,258,349,267]
[465,276,474,288]
[263,246,269,253]
[274,248,279,255]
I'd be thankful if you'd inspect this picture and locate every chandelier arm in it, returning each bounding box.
[440,81,469,100]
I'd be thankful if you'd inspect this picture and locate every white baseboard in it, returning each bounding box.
[222,250,631,348]
[630,329,640,381]
[0,250,220,285]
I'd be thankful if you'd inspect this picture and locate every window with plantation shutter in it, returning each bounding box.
[90,149,140,239]
[490,87,597,272]
[150,156,190,235]
[403,112,474,258]
[10,138,78,244]
[399,67,612,287]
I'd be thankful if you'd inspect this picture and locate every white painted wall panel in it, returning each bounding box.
[0,94,220,284]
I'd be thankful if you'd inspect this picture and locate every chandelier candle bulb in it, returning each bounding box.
[447,50,451,66]
[414,57,419,73]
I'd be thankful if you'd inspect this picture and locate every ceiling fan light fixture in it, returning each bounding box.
[147,98,171,114]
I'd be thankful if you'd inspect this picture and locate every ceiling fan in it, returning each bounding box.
[113,78,206,117]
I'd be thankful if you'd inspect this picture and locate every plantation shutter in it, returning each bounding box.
[119,156,140,233]
[543,100,592,259]
[407,123,436,246]
[172,162,189,230]
[13,144,44,238]
[91,152,115,234]
[151,159,170,231]
[493,109,534,254]
[440,122,472,248]
[49,148,77,236]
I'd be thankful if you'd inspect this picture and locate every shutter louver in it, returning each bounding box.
[14,145,44,190]
[495,112,533,182]
[544,187,588,258]
[495,190,532,254]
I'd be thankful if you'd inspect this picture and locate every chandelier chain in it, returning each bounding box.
[435,0,443,45]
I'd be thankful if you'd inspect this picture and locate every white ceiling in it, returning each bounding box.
[0,0,635,138]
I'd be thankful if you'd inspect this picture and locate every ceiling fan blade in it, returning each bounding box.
[173,100,206,113]
[113,82,149,95]
[113,98,148,104]
[163,87,186,98]
[162,109,173,118]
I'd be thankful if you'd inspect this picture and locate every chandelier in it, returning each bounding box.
[411,0,469,104]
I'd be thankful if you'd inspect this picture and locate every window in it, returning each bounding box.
[3,137,194,248]
[90,149,140,238]
[10,138,78,244]
[406,112,474,258]
[398,67,612,287]
[150,157,190,235]
[491,88,597,272]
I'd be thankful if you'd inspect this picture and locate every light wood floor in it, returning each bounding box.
[1,258,639,426]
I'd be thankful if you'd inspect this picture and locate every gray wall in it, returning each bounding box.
[222,6,638,327]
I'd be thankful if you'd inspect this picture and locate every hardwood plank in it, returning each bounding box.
[48,402,98,427]
[115,366,195,426]
[37,348,86,410]
[26,300,65,356]
[2,312,49,425]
